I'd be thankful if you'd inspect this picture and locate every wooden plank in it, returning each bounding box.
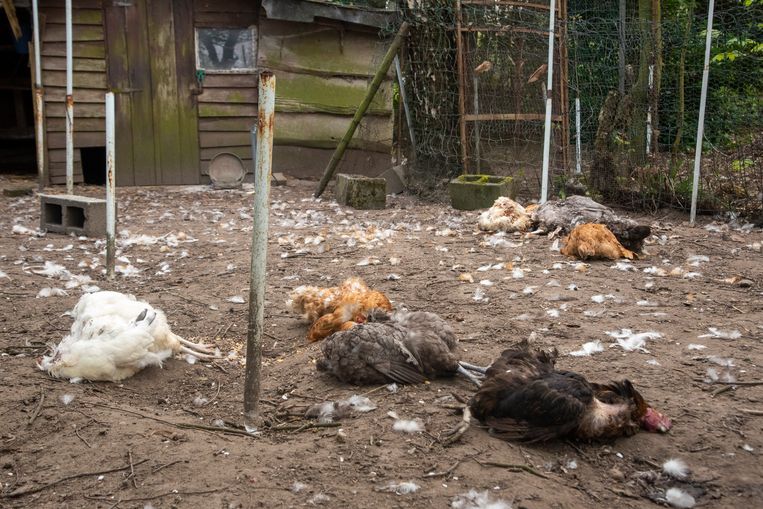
[46,103,105,118]
[199,131,250,148]
[195,11,257,26]
[275,113,391,152]
[258,19,385,78]
[464,113,562,122]
[201,74,257,88]
[42,56,106,72]
[199,103,257,117]
[42,70,107,89]
[273,71,392,116]
[49,148,82,163]
[125,0,156,185]
[200,146,251,160]
[194,0,258,13]
[47,117,104,132]
[173,0,200,184]
[200,157,252,175]
[44,8,103,25]
[146,0,183,185]
[45,87,106,103]
[198,87,257,104]
[199,117,255,132]
[40,0,102,8]
[48,131,105,148]
[104,3,135,185]
[41,41,105,59]
[43,24,104,43]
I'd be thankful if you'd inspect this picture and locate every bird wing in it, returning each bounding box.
[370,331,425,384]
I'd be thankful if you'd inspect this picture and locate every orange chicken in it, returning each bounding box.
[560,223,636,260]
[287,277,392,342]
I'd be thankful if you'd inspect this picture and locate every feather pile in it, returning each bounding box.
[478,197,533,233]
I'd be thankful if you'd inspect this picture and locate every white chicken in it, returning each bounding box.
[477,197,533,233]
[39,291,218,381]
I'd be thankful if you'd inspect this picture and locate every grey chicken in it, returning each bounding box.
[316,309,483,386]
[532,195,651,252]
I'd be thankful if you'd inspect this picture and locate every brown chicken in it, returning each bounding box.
[317,309,483,386]
[532,195,651,252]
[560,223,637,260]
[468,340,672,442]
[287,277,393,342]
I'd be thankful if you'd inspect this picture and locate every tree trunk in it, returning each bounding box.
[672,1,694,153]
[650,0,662,153]
[629,0,655,165]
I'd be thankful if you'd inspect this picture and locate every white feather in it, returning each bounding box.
[451,489,512,509]
[378,481,420,495]
[569,341,604,357]
[665,488,695,508]
[663,458,690,479]
[393,419,424,433]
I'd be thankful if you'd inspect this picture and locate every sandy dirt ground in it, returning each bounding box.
[0,175,761,509]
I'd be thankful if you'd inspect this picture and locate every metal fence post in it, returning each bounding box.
[105,92,116,279]
[540,0,557,204]
[65,0,74,195]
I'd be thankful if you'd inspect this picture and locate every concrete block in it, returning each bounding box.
[39,194,109,237]
[448,174,516,211]
[379,165,407,195]
[335,173,386,210]
[271,172,288,186]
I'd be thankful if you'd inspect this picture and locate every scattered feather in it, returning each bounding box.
[742,444,754,452]
[472,288,489,302]
[458,273,474,283]
[59,394,75,405]
[451,489,511,509]
[549,239,560,251]
[686,255,709,266]
[644,266,667,276]
[193,396,209,407]
[290,482,308,493]
[226,296,245,304]
[646,359,661,366]
[393,419,424,433]
[37,287,68,298]
[687,344,706,350]
[511,267,524,279]
[185,354,198,365]
[611,261,636,271]
[522,286,537,295]
[665,487,695,508]
[569,341,604,357]
[546,309,560,318]
[699,327,741,340]
[663,458,690,479]
[377,481,420,495]
[479,279,494,287]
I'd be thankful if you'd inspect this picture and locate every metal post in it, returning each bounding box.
[393,55,417,159]
[32,0,45,191]
[646,64,653,155]
[575,96,582,174]
[244,71,275,428]
[473,76,480,173]
[690,0,715,225]
[540,0,557,204]
[65,0,74,195]
[105,92,116,279]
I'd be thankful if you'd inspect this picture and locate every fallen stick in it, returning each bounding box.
[28,389,44,425]
[739,408,763,416]
[2,460,148,498]
[268,421,341,432]
[109,485,228,504]
[473,458,549,479]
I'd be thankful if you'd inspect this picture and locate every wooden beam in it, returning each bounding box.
[464,113,563,122]
[455,0,468,173]
[461,0,558,10]
[1,0,21,40]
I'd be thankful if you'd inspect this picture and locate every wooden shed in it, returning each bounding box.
[21,0,396,186]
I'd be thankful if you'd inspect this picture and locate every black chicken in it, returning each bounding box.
[532,195,651,252]
[316,309,484,386]
[467,340,672,442]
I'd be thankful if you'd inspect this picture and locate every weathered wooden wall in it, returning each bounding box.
[40,0,105,184]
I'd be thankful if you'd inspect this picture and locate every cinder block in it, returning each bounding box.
[335,173,386,210]
[448,174,516,211]
[379,165,407,195]
[39,194,109,237]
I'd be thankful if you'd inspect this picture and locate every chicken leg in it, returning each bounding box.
[442,406,472,445]
[458,361,488,375]
[456,365,484,388]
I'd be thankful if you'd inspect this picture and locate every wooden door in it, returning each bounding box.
[105,0,199,185]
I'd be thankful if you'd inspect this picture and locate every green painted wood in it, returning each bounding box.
[40,41,105,58]
[198,88,257,104]
[104,3,135,185]
[200,146,251,160]
[275,71,392,116]
[277,112,392,153]
[45,8,103,25]
[172,0,200,184]
[45,87,106,103]
[43,24,104,42]
[42,56,106,72]
[146,0,182,185]
[199,103,257,117]
[201,74,257,88]
[125,0,157,185]
[45,103,105,118]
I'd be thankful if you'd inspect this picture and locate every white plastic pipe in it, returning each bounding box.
[646,64,654,155]
[32,0,44,190]
[244,71,276,429]
[65,0,74,194]
[540,0,556,203]
[105,92,116,279]
[575,97,582,174]
[690,0,715,225]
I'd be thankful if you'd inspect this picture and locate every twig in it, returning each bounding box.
[607,487,640,500]
[74,426,92,448]
[362,384,390,397]
[166,291,210,308]
[711,385,733,397]
[111,486,228,504]
[28,389,44,425]
[2,460,148,498]
[218,322,234,340]
[127,450,137,489]
[268,421,340,431]
[424,460,461,478]
[151,460,186,474]
[472,458,549,479]
[739,408,763,416]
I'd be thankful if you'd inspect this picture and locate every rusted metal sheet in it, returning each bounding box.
[244,71,275,427]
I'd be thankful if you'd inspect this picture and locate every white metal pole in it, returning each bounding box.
[32,0,44,191]
[65,0,74,195]
[105,92,116,279]
[646,64,654,155]
[244,71,276,429]
[690,0,715,225]
[575,96,582,174]
[540,0,556,203]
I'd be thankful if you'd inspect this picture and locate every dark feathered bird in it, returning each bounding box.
[468,340,672,442]
[532,195,651,252]
[316,309,483,386]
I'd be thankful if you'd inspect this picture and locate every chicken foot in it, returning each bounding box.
[457,365,483,388]
[442,405,472,445]
[177,336,219,355]
[458,361,488,375]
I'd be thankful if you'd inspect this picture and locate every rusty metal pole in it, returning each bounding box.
[65,0,74,195]
[32,0,45,191]
[105,92,116,279]
[244,71,275,429]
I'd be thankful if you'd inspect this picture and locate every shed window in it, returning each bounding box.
[196,28,256,73]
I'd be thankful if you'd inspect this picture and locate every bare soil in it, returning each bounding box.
[1,175,761,509]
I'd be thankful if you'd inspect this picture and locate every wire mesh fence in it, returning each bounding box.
[389,0,762,217]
